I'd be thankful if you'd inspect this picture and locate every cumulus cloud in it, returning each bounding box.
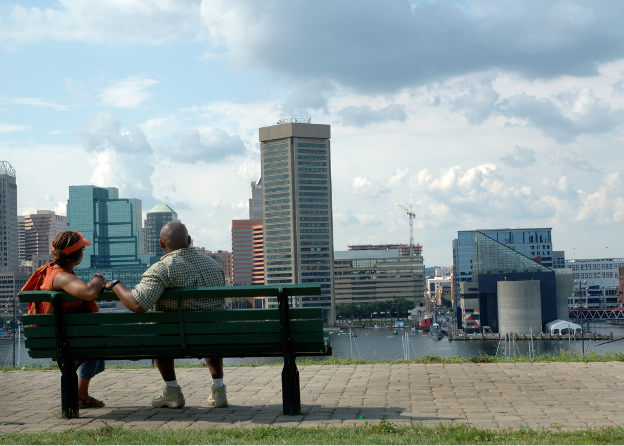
[200,1,624,93]
[450,77,499,124]
[496,90,623,143]
[548,149,602,174]
[99,75,160,109]
[280,79,335,115]
[164,128,246,164]
[73,112,155,199]
[338,104,407,127]
[500,146,536,168]
[351,176,391,199]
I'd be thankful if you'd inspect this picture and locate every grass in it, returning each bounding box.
[3,349,624,372]
[2,423,624,444]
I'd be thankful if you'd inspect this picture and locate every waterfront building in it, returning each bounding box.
[259,119,335,323]
[426,276,451,306]
[146,204,178,256]
[455,232,570,334]
[23,211,67,261]
[67,185,155,288]
[334,249,425,311]
[565,258,624,309]
[249,178,263,220]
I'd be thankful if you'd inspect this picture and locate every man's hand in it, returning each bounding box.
[106,280,146,313]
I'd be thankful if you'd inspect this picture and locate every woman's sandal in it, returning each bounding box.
[79,396,105,408]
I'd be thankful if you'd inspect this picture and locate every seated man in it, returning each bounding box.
[105,222,228,409]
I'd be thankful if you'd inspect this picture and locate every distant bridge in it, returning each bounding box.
[568,308,624,321]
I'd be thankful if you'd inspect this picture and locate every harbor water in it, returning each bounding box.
[4,321,624,368]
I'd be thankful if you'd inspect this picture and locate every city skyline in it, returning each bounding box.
[1,1,624,265]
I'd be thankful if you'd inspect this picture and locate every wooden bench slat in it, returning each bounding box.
[23,314,55,326]
[65,324,180,337]
[66,312,178,325]
[24,326,55,338]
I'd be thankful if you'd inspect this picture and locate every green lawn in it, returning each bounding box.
[3,349,624,373]
[2,423,624,445]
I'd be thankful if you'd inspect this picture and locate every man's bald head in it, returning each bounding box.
[160,222,190,253]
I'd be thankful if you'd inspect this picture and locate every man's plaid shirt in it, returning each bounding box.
[133,248,226,311]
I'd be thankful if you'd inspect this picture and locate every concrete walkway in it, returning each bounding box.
[2,362,624,433]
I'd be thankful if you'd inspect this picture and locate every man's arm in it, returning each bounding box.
[105,282,145,313]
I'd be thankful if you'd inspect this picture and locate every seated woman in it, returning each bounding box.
[22,231,107,408]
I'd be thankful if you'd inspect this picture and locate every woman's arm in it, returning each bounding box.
[53,273,104,301]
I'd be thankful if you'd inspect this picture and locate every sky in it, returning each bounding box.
[1,0,623,267]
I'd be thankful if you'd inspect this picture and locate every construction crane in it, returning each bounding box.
[397,203,416,256]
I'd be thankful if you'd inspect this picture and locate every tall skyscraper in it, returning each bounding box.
[67,185,154,287]
[249,177,262,219]
[23,210,67,261]
[259,119,335,323]
[0,162,18,273]
[146,204,178,256]
[231,219,262,285]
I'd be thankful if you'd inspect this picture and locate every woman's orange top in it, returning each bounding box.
[22,263,99,315]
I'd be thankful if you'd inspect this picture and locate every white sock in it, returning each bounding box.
[212,378,224,387]
[165,380,179,388]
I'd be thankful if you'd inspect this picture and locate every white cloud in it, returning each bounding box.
[351,176,391,199]
[5,97,70,110]
[99,75,160,109]
[0,0,200,47]
[0,123,28,132]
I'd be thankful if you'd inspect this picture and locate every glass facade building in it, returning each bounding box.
[453,228,554,286]
[67,186,155,288]
[259,122,335,323]
[146,204,178,256]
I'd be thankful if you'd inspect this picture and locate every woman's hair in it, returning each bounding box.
[51,231,83,268]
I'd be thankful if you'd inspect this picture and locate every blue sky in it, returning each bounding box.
[1,0,624,265]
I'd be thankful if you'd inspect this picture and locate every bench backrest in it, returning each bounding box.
[19,284,330,360]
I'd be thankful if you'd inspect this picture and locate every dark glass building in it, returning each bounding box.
[67,186,155,288]
[146,204,178,256]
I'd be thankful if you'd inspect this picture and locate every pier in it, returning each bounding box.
[447,332,613,341]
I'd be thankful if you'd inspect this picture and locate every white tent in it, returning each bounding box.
[545,319,581,335]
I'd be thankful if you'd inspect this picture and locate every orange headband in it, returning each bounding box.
[54,232,86,255]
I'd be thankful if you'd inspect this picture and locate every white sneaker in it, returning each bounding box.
[151,386,185,409]
[208,385,228,408]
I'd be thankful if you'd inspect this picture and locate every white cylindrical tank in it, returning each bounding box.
[497,280,542,334]
[555,272,574,321]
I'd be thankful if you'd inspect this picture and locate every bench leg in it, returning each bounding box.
[281,356,301,415]
[59,363,80,419]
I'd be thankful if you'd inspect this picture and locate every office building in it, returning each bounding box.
[427,276,451,305]
[23,210,67,261]
[0,162,18,273]
[259,119,335,323]
[231,219,264,307]
[67,185,155,288]
[455,231,570,333]
[348,244,423,256]
[146,204,178,256]
[565,258,624,309]
[435,266,451,277]
[249,178,263,219]
[17,216,25,264]
[334,249,424,310]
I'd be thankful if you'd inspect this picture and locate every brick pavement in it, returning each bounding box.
[2,362,624,433]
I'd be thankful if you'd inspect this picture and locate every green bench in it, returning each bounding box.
[18,284,331,419]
